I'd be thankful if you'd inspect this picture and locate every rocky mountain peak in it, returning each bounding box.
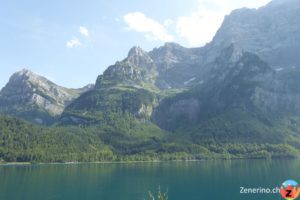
[150,42,184,56]
[128,46,146,57]
[95,45,158,88]
[163,42,183,49]
[15,68,33,76]
[149,43,187,68]
[3,69,45,92]
[208,0,300,68]
[0,69,89,124]
[125,46,154,68]
[268,0,297,6]
[9,68,38,83]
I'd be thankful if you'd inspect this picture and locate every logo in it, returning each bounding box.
[280,180,300,200]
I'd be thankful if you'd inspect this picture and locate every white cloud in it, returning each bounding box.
[79,26,89,37]
[123,12,174,42]
[163,19,173,27]
[176,10,225,47]
[66,38,81,48]
[176,0,271,47]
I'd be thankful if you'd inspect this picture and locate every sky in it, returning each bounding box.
[0,0,271,89]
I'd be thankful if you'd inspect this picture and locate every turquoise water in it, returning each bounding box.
[0,160,299,200]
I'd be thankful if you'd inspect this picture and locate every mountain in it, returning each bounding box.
[63,42,300,146]
[206,0,300,68]
[61,47,162,133]
[0,69,93,124]
[95,46,158,89]
[147,0,300,90]
[94,43,213,90]
[1,0,300,162]
[153,45,300,145]
[47,0,300,146]
[149,42,205,89]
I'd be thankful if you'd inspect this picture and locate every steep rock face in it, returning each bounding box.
[119,0,300,90]
[252,67,300,114]
[95,43,207,90]
[149,43,206,89]
[62,47,162,125]
[148,0,300,88]
[95,46,158,89]
[149,43,203,72]
[207,0,300,68]
[0,69,89,124]
[152,45,300,132]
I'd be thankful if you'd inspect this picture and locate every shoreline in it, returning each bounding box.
[0,162,32,166]
[0,157,285,166]
[0,160,202,166]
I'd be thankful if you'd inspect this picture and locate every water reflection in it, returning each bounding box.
[0,160,299,200]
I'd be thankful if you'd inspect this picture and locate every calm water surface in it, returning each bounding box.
[1,159,299,200]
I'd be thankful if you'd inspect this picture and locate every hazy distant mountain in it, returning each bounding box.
[148,0,300,89]
[0,69,93,124]
[149,43,205,89]
[153,45,300,140]
[206,0,300,68]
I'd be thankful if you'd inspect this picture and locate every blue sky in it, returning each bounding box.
[0,0,271,89]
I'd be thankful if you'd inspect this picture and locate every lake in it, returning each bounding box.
[0,159,299,200]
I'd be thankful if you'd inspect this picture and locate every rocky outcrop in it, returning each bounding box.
[152,45,300,131]
[149,43,206,89]
[0,69,90,124]
[95,46,158,89]
[206,0,300,68]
